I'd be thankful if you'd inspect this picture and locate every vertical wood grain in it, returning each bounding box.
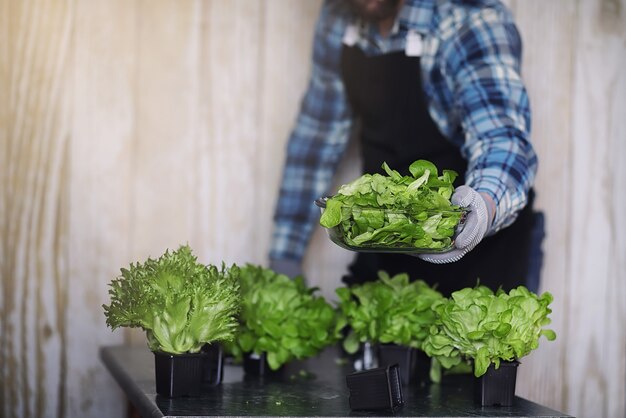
[504,0,578,413]
[130,0,202,263]
[507,1,626,417]
[195,0,264,266]
[0,0,10,414]
[0,0,74,417]
[0,0,8,410]
[67,0,136,416]
[566,0,626,416]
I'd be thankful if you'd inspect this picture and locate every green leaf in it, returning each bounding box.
[467,331,485,340]
[381,162,402,181]
[320,198,343,228]
[409,160,438,179]
[429,357,442,383]
[266,351,281,371]
[474,347,490,377]
[343,331,360,354]
[494,323,512,338]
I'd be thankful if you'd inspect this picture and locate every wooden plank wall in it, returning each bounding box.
[0,1,624,417]
[504,1,626,417]
[502,0,579,413]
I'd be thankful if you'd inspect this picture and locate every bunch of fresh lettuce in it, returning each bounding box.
[226,264,342,370]
[336,271,444,353]
[422,285,556,382]
[103,245,240,354]
[319,160,463,250]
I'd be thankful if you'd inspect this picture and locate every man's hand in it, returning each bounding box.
[418,185,495,264]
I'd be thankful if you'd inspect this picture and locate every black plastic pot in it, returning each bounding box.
[154,351,207,398]
[474,360,520,406]
[377,345,432,385]
[378,344,417,385]
[200,343,223,386]
[415,349,431,381]
[346,364,404,411]
[242,352,282,377]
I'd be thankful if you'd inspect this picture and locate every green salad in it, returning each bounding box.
[320,160,463,250]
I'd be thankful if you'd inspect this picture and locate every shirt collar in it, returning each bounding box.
[397,0,436,34]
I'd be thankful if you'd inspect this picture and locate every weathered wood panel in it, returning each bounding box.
[130,0,202,264]
[565,0,626,416]
[67,0,136,416]
[503,0,577,413]
[0,1,8,412]
[0,0,75,417]
[196,0,265,266]
[505,1,626,417]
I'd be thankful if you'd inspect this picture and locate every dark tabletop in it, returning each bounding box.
[100,345,572,418]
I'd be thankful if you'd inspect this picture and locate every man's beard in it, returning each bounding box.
[348,0,402,23]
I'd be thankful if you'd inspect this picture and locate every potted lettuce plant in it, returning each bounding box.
[336,271,444,385]
[225,264,341,375]
[422,285,556,406]
[103,245,240,397]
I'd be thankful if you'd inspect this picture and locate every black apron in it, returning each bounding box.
[340,38,538,296]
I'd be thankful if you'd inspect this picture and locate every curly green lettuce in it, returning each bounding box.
[103,245,240,354]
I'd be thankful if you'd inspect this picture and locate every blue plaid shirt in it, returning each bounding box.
[270,0,537,262]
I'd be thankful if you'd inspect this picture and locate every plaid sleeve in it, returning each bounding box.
[442,6,537,233]
[270,1,353,262]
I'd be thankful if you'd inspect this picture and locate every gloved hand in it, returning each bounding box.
[269,258,303,279]
[418,185,495,264]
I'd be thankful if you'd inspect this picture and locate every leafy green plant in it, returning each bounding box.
[336,271,444,353]
[226,264,342,370]
[320,160,463,249]
[422,285,556,382]
[103,245,240,354]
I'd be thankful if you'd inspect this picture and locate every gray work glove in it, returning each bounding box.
[418,185,495,264]
[269,258,303,279]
